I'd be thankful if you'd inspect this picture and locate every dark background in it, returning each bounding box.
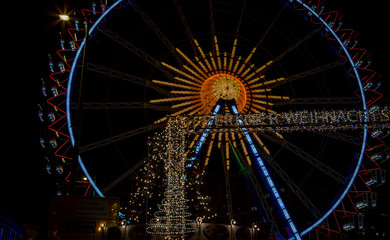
[1,0,388,237]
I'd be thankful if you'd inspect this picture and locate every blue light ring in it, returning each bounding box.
[66,0,125,197]
[292,0,368,236]
[64,1,368,235]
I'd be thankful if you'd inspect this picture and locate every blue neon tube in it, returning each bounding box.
[230,105,301,240]
[294,0,367,236]
[192,103,222,159]
[66,0,125,197]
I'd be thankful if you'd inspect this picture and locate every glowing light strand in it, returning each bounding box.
[147,117,197,237]
[172,107,389,133]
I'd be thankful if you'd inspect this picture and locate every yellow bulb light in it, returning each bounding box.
[59,15,70,21]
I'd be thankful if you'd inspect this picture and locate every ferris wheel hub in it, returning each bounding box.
[201,74,247,112]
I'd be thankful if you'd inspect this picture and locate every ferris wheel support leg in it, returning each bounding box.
[190,101,223,160]
[221,147,234,221]
[228,102,302,240]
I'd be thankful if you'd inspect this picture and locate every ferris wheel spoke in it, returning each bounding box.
[315,131,362,146]
[253,28,320,78]
[256,145,322,219]
[71,101,172,111]
[220,145,234,220]
[172,0,198,56]
[96,24,176,81]
[233,0,246,39]
[234,2,288,71]
[128,0,183,65]
[268,59,348,89]
[208,0,215,39]
[83,62,172,96]
[259,133,346,184]
[272,97,361,107]
[101,157,145,194]
[78,123,164,154]
[256,2,287,51]
[272,28,320,67]
[229,139,283,233]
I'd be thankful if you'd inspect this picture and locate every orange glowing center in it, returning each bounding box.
[201,74,247,113]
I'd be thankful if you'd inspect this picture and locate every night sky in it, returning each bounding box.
[1,0,388,236]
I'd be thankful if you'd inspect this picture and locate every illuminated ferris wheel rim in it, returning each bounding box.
[64,0,368,237]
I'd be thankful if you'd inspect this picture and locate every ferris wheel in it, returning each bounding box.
[40,0,389,239]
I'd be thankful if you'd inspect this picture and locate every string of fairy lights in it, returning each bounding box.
[125,128,215,232]
[147,119,197,238]
[169,107,390,134]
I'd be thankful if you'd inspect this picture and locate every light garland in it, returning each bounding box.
[170,107,390,134]
[124,130,214,225]
[147,119,197,238]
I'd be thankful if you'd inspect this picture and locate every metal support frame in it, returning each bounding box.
[270,59,347,89]
[256,146,322,219]
[173,0,197,56]
[79,123,163,153]
[84,62,172,96]
[259,133,346,184]
[128,0,183,65]
[72,101,172,111]
[221,146,234,221]
[97,24,175,81]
